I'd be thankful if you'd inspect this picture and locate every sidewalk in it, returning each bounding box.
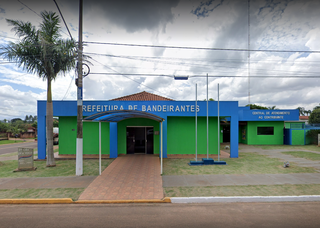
[0,176,95,189]
[1,144,320,203]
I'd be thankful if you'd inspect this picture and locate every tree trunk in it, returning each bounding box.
[46,77,56,167]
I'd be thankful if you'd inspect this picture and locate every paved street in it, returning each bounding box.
[0,141,37,155]
[1,202,320,228]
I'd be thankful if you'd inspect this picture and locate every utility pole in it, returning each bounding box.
[76,0,83,176]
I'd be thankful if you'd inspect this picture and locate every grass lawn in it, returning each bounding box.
[0,152,18,158]
[163,152,317,175]
[254,145,320,152]
[0,140,24,145]
[282,151,320,161]
[0,188,84,201]
[164,184,320,197]
[0,159,114,178]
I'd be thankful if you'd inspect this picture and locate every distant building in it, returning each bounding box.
[299,116,309,124]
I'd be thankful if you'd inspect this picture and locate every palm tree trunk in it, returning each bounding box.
[46,77,56,167]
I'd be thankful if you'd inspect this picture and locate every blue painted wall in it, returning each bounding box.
[37,100,299,160]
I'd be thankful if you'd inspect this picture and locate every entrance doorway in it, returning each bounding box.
[222,125,230,142]
[126,127,154,154]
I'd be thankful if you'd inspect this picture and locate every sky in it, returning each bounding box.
[0,0,320,120]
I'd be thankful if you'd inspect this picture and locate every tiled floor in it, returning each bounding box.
[78,154,164,200]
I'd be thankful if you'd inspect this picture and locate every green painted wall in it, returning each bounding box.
[247,121,284,145]
[117,118,159,154]
[59,117,110,155]
[285,122,304,129]
[291,130,305,145]
[83,121,110,154]
[59,117,76,155]
[167,117,219,155]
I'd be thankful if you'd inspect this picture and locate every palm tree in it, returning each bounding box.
[0,11,77,167]
[297,107,306,116]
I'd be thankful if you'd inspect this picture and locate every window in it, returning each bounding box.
[257,127,274,135]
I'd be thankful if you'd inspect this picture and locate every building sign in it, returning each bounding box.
[18,148,34,171]
[83,104,200,113]
[240,109,299,121]
[252,111,291,120]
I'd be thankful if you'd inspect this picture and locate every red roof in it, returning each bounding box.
[299,116,309,120]
[111,91,174,101]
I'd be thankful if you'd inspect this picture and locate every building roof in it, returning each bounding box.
[299,116,309,120]
[111,91,174,101]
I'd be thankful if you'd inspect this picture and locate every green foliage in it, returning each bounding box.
[297,107,312,116]
[1,11,79,166]
[1,117,36,135]
[0,122,9,132]
[246,104,277,110]
[32,121,37,129]
[306,130,320,144]
[53,119,59,128]
[309,109,320,124]
[1,11,78,81]
[24,115,37,123]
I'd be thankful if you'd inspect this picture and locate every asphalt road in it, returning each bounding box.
[0,141,37,155]
[0,202,320,228]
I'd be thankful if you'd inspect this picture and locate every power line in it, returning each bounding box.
[89,72,320,79]
[85,52,320,76]
[61,74,75,100]
[16,0,69,37]
[17,0,41,17]
[91,58,176,100]
[84,41,320,54]
[53,0,73,40]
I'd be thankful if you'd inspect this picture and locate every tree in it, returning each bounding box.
[309,108,320,125]
[246,104,268,110]
[304,110,312,116]
[1,11,77,167]
[24,115,29,123]
[297,107,306,116]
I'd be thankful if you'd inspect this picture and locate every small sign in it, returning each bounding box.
[16,148,35,171]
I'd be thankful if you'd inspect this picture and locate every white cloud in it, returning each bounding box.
[1,0,320,120]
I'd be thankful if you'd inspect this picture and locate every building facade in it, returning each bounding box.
[37,92,299,159]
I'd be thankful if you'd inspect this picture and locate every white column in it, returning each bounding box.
[195,84,198,161]
[207,73,209,159]
[99,121,101,175]
[161,121,163,175]
[218,84,220,161]
[76,138,83,176]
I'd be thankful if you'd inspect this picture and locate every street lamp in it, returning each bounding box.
[174,76,189,80]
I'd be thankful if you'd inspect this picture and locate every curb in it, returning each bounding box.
[2,196,320,204]
[0,198,73,204]
[0,197,171,204]
[170,195,320,203]
[75,197,171,204]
